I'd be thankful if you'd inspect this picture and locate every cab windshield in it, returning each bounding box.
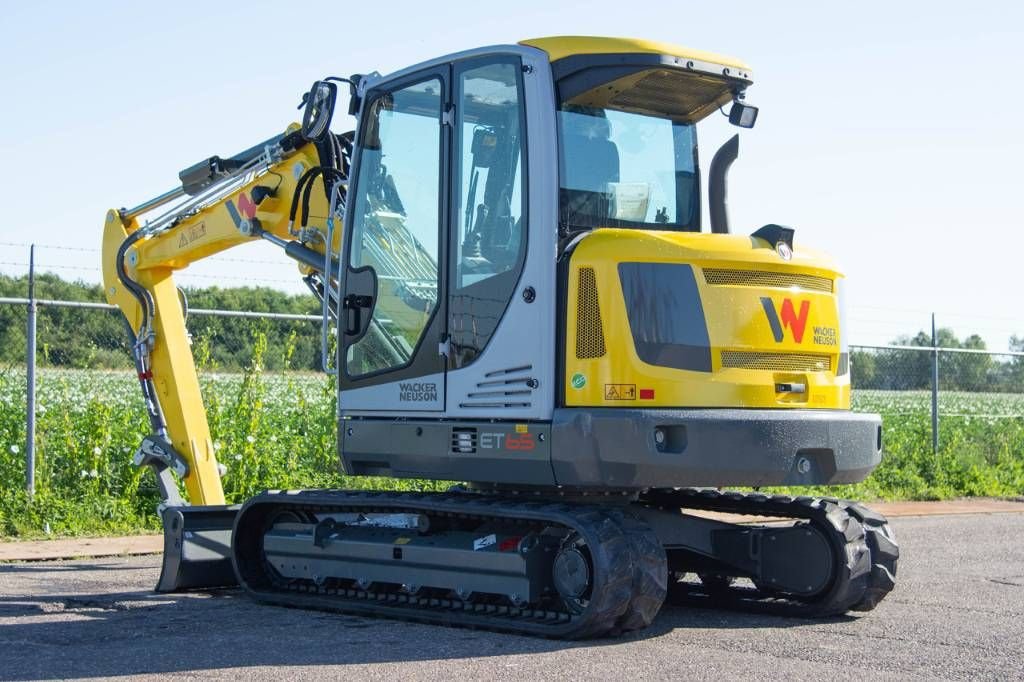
[558,107,698,232]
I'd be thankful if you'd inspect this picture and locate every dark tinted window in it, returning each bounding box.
[618,263,711,372]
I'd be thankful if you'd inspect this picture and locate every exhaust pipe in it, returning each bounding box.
[709,134,739,234]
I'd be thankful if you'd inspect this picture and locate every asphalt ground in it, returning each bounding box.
[1,513,1023,680]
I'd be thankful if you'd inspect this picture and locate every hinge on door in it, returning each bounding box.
[442,105,455,127]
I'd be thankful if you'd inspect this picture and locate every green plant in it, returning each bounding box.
[1,364,1022,539]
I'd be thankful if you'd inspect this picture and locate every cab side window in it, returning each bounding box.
[346,79,443,377]
[449,59,526,367]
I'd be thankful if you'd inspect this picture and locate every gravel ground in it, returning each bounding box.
[1,513,1022,681]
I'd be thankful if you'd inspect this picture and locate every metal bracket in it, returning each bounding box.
[133,435,189,507]
[133,435,189,477]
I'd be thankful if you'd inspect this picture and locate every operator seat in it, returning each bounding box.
[560,112,620,227]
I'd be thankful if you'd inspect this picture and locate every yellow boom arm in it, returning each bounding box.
[102,128,339,505]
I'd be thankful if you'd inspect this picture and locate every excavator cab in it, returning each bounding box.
[102,37,896,637]
[333,39,874,488]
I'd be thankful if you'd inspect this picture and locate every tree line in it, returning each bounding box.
[851,330,1024,393]
[0,273,323,371]
[1,273,1022,390]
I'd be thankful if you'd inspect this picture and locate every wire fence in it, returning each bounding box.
[0,294,331,498]
[0,296,322,372]
[1,243,1023,497]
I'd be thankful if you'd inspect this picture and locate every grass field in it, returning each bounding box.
[1,364,1022,539]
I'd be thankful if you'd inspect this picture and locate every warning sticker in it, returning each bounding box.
[473,534,497,551]
[604,384,637,400]
[515,424,528,434]
[178,222,207,249]
[394,537,411,545]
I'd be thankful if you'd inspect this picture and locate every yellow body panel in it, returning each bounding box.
[565,229,850,410]
[520,36,751,73]
[102,133,335,505]
[140,268,224,504]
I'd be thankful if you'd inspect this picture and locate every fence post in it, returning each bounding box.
[931,312,939,454]
[26,244,37,496]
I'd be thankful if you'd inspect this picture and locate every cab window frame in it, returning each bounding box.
[447,54,530,370]
[340,67,451,385]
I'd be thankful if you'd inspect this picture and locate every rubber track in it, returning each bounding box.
[842,500,899,611]
[643,488,890,617]
[232,490,636,639]
[608,510,668,633]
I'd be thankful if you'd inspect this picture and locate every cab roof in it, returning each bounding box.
[520,36,751,81]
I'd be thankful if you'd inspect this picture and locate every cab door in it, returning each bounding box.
[339,70,449,412]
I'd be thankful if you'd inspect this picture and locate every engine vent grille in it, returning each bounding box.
[576,267,607,359]
[458,365,535,409]
[703,268,833,293]
[451,427,477,454]
[720,350,833,372]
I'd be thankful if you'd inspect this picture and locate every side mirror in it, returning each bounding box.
[301,80,338,142]
[728,101,758,129]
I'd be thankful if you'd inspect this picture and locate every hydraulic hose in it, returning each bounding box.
[120,316,167,437]
[115,226,168,437]
[288,167,323,227]
[286,131,350,232]
[301,167,345,228]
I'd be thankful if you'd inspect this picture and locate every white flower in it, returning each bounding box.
[246,435,255,444]
[93,446,102,456]
[10,444,19,454]
[214,442,223,450]
[80,469,89,478]
[234,454,242,461]
[89,469,99,479]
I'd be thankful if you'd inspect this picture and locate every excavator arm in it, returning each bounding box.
[102,82,350,511]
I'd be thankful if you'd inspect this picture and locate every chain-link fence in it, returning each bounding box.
[0,298,323,372]
[2,294,1023,497]
[0,293,327,497]
[851,344,1024,462]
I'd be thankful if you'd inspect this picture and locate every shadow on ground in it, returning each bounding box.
[0,578,845,680]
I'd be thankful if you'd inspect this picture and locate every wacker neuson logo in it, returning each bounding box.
[399,382,438,402]
[760,297,810,343]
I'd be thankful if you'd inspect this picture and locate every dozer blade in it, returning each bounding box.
[156,505,240,592]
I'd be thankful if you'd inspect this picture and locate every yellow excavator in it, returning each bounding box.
[102,36,897,638]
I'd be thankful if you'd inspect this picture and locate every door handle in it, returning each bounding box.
[343,294,373,335]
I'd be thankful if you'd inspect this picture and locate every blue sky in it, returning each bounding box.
[0,1,1021,349]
